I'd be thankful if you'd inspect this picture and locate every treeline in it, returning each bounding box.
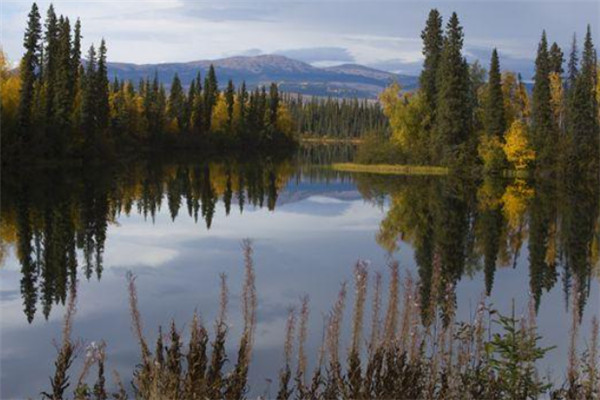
[372,9,599,177]
[283,94,389,138]
[1,3,295,163]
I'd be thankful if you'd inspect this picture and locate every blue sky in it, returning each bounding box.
[2,1,599,77]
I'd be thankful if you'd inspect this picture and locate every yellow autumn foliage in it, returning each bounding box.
[276,103,294,137]
[503,120,535,171]
[211,94,229,133]
[501,179,533,231]
[0,49,21,132]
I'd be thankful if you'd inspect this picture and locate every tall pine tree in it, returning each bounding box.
[568,25,599,173]
[549,42,564,75]
[531,31,556,169]
[420,9,444,127]
[484,48,506,137]
[203,65,218,131]
[43,5,59,126]
[434,12,473,166]
[18,3,42,137]
[96,39,109,132]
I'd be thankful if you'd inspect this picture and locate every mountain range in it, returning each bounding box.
[107,54,418,99]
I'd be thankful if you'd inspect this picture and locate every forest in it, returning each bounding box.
[0,3,298,163]
[283,94,389,139]
[363,10,599,177]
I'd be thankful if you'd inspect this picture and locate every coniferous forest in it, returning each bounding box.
[1,3,297,164]
[370,10,599,178]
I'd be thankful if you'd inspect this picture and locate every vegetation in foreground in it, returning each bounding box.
[41,242,599,400]
[332,163,448,176]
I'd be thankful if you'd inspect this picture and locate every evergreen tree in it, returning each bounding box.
[71,18,81,83]
[191,72,204,135]
[81,45,97,140]
[484,49,506,137]
[96,39,109,132]
[203,65,218,131]
[531,31,556,169]
[184,79,195,132]
[237,81,248,132]
[168,73,185,132]
[549,42,564,75]
[567,34,579,91]
[225,79,235,130]
[268,82,279,126]
[43,5,59,124]
[420,9,444,125]
[53,16,72,138]
[434,12,473,165]
[18,3,42,136]
[568,25,599,173]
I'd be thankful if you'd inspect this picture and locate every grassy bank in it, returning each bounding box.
[332,162,449,176]
[300,137,364,145]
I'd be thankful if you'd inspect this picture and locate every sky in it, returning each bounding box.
[2,0,599,77]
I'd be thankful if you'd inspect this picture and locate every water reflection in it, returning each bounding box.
[355,173,600,324]
[1,157,295,322]
[1,158,598,328]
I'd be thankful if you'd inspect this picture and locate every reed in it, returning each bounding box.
[43,243,599,400]
[43,281,79,400]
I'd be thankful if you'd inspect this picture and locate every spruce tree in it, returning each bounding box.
[531,31,556,169]
[168,73,185,132]
[419,9,444,124]
[191,72,203,135]
[96,39,109,131]
[434,12,473,165]
[484,49,506,137]
[43,5,59,124]
[549,42,564,75]
[81,45,97,139]
[203,65,218,131]
[53,16,72,137]
[184,79,195,132]
[237,81,248,132]
[567,34,579,91]
[268,82,279,127]
[568,25,599,173]
[225,79,235,130]
[18,3,42,136]
[71,18,82,87]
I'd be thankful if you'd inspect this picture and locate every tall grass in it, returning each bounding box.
[43,242,599,399]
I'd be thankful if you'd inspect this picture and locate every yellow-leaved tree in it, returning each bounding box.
[503,120,535,171]
[211,94,229,133]
[276,103,295,137]
[0,49,21,135]
[379,82,429,163]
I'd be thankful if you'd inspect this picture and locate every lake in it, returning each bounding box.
[1,149,598,399]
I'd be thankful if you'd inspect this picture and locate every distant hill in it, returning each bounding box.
[107,55,418,99]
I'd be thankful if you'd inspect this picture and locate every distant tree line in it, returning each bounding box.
[374,9,599,177]
[283,94,389,138]
[1,3,296,164]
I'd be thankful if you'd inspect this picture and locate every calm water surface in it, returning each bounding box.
[1,151,598,398]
